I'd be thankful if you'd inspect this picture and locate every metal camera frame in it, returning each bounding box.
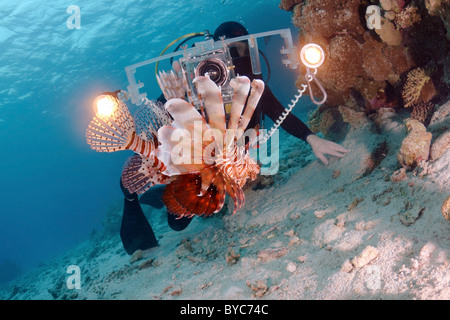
[123,28,299,106]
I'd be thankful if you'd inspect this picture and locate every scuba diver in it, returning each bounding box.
[119,21,349,255]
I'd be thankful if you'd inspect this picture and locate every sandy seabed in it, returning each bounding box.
[2,102,449,301]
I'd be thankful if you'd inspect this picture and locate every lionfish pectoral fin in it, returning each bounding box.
[121,154,168,195]
[86,98,136,153]
[86,98,165,158]
[134,99,171,141]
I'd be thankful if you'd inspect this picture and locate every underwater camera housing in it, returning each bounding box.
[122,29,300,108]
[178,39,236,109]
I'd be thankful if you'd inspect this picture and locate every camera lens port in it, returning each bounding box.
[196,58,228,86]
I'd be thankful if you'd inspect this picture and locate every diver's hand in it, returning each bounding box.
[306,134,349,166]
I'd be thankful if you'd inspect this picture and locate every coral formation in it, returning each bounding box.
[402,68,436,108]
[395,5,421,29]
[411,101,435,126]
[442,196,450,221]
[362,37,394,82]
[338,105,369,128]
[425,0,450,28]
[397,119,433,169]
[279,0,303,11]
[380,0,406,12]
[430,130,450,161]
[384,44,412,77]
[318,35,364,92]
[307,108,336,136]
[391,167,407,182]
[292,0,364,38]
[375,17,402,46]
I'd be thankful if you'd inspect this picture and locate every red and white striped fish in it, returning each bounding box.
[155,75,264,217]
[85,74,265,218]
[86,97,172,195]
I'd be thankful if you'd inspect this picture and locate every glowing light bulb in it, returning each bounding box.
[94,95,116,117]
[300,43,325,69]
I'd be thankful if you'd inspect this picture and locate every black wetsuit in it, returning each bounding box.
[119,48,314,255]
[232,51,314,142]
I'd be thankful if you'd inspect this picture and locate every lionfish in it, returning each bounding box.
[86,74,265,218]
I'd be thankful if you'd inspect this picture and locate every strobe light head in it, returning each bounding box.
[93,94,117,117]
[300,43,325,69]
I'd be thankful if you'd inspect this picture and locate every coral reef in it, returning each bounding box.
[281,0,448,125]
[318,35,364,92]
[402,12,447,67]
[442,196,450,221]
[411,101,435,126]
[279,0,303,11]
[380,0,407,12]
[307,108,336,136]
[397,119,432,169]
[402,68,436,108]
[281,0,448,168]
[375,17,402,46]
[430,130,450,161]
[395,5,421,29]
[425,0,450,30]
[362,37,394,82]
[338,105,369,128]
[292,0,364,38]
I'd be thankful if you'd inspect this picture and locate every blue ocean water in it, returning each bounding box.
[0,0,308,281]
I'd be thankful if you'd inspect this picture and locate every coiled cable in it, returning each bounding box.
[258,68,327,144]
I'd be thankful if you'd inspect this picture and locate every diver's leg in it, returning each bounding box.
[120,181,158,255]
[139,184,166,209]
[167,212,193,232]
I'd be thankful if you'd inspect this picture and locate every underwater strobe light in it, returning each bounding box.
[93,94,118,117]
[300,43,325,69]
[259,42,327,144]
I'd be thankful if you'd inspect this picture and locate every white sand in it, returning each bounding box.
[2,102,449,300]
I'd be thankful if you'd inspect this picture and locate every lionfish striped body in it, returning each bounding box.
[156,75,264,218]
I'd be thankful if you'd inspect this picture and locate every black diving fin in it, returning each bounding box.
[120,197,159,255]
